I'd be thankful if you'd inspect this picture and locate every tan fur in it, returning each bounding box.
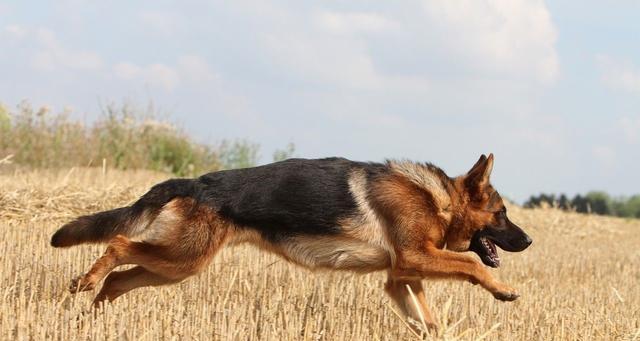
[280,235,390,271]
[127,209,156,237]
[230,215,391,272]
[93,266,179,304]
[343,169,397,267]
[71,198,234,305]
[388,160,452,223]
[135,201,182,244]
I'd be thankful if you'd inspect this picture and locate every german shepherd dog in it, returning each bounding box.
[51,154,531,328]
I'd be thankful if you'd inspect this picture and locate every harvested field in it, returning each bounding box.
[1,168,638,340]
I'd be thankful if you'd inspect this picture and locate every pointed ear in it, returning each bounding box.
[465,153,494,192]
[467,154,487,175]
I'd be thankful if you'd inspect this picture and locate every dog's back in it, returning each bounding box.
[196,157,386,241]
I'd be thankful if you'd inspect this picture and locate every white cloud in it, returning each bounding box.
[314,11,400,35]
[31,47,103,72]
[112,56,216,91]
[3,26,104,72]
[421,0,558,83]
[254,0,558,91]
[597,55,640,94]
[113,62,179,91]
[262,31,383,90]
[4,25,27,39]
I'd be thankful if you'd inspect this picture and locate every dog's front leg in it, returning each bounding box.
[393,247,519,301]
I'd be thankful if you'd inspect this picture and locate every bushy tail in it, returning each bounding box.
[50,206,144,247]
[50,178,199,248]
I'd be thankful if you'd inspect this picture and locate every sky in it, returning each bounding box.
[0,0,639,202]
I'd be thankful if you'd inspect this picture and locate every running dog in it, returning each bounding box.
[51,154,531,328]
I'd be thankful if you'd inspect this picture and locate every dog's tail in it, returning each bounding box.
[50,178,199,248]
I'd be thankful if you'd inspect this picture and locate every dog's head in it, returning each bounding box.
[446,154,532,267]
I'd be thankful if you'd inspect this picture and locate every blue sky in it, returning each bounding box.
[1,1,639,202]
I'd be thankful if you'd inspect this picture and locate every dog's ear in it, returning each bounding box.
[468,154,488,174]
[464,153,494,199]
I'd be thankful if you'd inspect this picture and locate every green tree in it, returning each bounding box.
[613,195,640,218]
[628,196,640,218]
[571,195,589,213]
[585,191,611,215]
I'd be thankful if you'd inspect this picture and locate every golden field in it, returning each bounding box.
[0,168,638,340]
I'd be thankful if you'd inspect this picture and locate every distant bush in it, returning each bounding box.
[524,191,640,218]
[272,142,295,162]
[0,101,275,176]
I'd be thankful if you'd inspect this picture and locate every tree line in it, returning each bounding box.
[524,192,640,218]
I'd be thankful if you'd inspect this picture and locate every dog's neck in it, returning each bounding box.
[440,176,472,250]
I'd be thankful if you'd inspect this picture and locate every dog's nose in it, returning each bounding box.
[523,235,532,247]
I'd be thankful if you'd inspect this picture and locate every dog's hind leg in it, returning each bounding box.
[68,235,131,293]
[68,198,232,302]
[69,235,209,296]
[385,277,437,333]
[92,266,179,306]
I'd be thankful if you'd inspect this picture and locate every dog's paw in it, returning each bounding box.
[69,275,95,293]
[492,287,519,301]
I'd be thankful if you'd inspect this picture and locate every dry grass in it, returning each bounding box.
[0,167,638,340]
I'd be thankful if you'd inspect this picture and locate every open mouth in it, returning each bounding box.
[480,236,500,267]
[469,223,532,268]
[470,233,501,268]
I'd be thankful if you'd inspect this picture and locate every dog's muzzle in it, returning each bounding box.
[469,223,532,268]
